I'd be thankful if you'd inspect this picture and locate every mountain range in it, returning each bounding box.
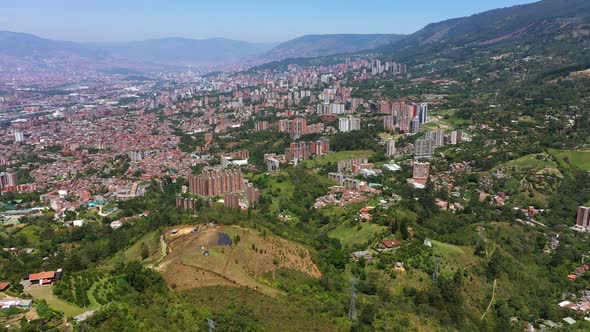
[0,32,407,72]
[1,0,589,74]
[259,34,406,61]
[377,0,590,60]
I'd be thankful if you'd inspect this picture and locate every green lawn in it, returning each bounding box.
[100,231,160,270]
[329,222,387,248]
[493,153,558,172]
[431,240,481,277]
[549,149,590,171]
[16,225,42,246]
[26,286,91,317]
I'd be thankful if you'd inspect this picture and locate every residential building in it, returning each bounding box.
[413,162,431,181]
[577,206,590,228]
[14,131,24,143]
[246,184,260,206]
[266,158,280,173]
[385,139,396,158]
[450,130,463,145]
[410,117,420,134]
[418,103,428,124]
[414,138,434,159]
[188,170,244,197]
[339,117,361,132]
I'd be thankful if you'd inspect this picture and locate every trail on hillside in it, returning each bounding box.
[481,279,498,320]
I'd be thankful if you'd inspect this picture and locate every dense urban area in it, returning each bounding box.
[1,0,590,331]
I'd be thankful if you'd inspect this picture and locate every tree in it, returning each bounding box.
[400,220,409,240]
[140,243,149,260]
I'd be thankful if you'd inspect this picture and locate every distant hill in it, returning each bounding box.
[90,38,278,65]
[379,0,590,59]
[261,34,406,61]
[0,31,106,59]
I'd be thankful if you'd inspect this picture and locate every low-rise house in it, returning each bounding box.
[380,239,402,251]
[0,299,32,309]
[28,268,62,286]
[0,282,10,292]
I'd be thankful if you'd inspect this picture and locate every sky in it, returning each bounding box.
[0,0,540,43]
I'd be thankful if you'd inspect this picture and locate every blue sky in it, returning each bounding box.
[0,0,539,42]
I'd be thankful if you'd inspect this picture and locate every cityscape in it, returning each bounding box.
[1,0,590,331]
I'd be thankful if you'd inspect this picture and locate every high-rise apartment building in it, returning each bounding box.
[385,139,396,158]
[418,103,428,124]
[450,130,463,145]
[0,172,18,191]
[410,117,420,134]
[284,138,330,162]
[412,162,431,180]
[255,121,271,132]
[338,158,369,173]
[246,184,260,206]
[224,192,241,209]
[425,130,445,147]
[188,170,244,197]
[414,138,435,159]
[577,206,590,228]
[14,132,24,143]
[339,117,361,132]
[278,118,307,136]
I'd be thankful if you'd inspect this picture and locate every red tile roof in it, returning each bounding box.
[381,240,401,249]
[29,271,55,280]
[0,282,10,291]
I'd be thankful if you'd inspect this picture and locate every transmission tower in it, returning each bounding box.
[348,278,357,321]
[207,318,215,332]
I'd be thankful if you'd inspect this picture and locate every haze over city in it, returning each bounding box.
[1,0,538,42]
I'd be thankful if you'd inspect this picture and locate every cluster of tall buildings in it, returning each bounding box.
[370,60,407,76]
[175,196,206,212]
[328,173,369,191]
[337,158,370,174]
[255,121,271,132]
[316,103,348,115]
[414,138,436,159]
[278,118,324,136]
[383,102,428,133]
[188,170,244,197]
[338,117,361,133]
[224,184,260,209]
[284,138,330,163]
[0,172,18,193]
[414,130,464,159]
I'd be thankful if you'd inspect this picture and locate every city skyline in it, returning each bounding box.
[0,0,538,43]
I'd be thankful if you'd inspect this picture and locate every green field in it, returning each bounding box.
[549,149,590,171]
[183,286,345,331]
[15,225,42,246]
[328,222,387,248]
[26,286,92,317]
[432,240,480,273]
[493,153,558,172]
[101,231,161,270]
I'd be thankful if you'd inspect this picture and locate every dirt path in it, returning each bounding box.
[152,235,168,270]
[481,279,497,320]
